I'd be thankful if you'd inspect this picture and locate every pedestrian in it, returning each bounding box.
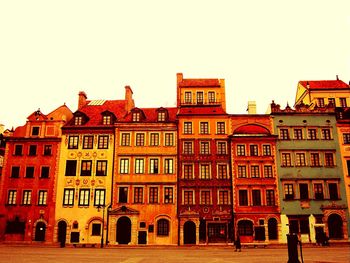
[234,234,241,252]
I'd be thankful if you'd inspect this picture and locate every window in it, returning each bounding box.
[266,190,275,206]
[237,145,246,156]
[310,153,320,167]
[43,145,52,156]
[25,167,34,178]
[157,219,169,236]
[132,112,140,122]
[250,165,260,178]
[183,164,193,179]
[135,133,145,146]
[149,187,158,203]
[94,189,105,206]
[328,183,338,200]
[81,161,92,176]
[164,187,173,204]
[119,159,129,174]
[183,190,194,205]
[22,190,32,205]
[317,98,325,107]
[299,183,309,200]
[135,159,144,174]
[347,160,350,177]
[121,133,130,146]
[11,166,20,178]
[200,164,210,179]
[281,153,292,167]
[196,91,204,104]
[183,141,193,154]
[7,190,17,205]
[28,145,37,156]
[314,184,324,200]
[263,165,273,178]
[164,159,174,174]
[38,190,47,205]
[343,133,350,144]
[68,136,79,149]
[308,129,317,140]
[217,164,228,179]
[295,153,306,166]
[14,145,23,156]
[31,127,40,136]
[63,189,75,206]
[218,190,229,205]
[238,190,248,206]
[184,91,192,104]
[328,98,335,106]
[217,122,225,134]
[200,141,210,154]
[40,166,50,178]
[96,161,107,176]
[217,142,227,155]
[79,189,90,206]
[134,187,143,203]
[284,184,294,200]
[83,136,94,149]
[262,145,271,156]
[340,98,347,107]
[184,122,192,134]
[279,129,289,140]
[98,135,109,149]
[200,190,211,205]
[250,145,258,156]
[294,129,303,140]
[208,91,215,103]
[164,133,174,146]
[102,115,111,125]
[149,159,159,174]
[118,187,128,203]
[158,111,166,122]
[92,223,101,236]
[200,122,209,134]
[238,220,253,236]
[324,153,334,166]
[321,129,331,140]
[252,190,261,206]
[237,165,247,178]
[150,133,159,146]
[65,160,77,176]
[74,116,82,125]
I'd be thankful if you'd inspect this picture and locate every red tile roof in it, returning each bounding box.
[179,79,220,87]
[299,80,350,90]
[178,105,227,115]
[233,124,270,135]
[122,107,178,122]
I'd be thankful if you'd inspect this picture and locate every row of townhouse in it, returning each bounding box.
[0,73,349,246]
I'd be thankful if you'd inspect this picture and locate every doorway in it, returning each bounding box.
[268,218,278,240]
[34,222,46,241]
[138,231,147,244]
[328,214,343,239]
[183,221,196,244]
[117,216,131,244]
[58,221,67,246]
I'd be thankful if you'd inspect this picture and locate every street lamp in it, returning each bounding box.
[105,205,112,246]
[97,204,105,248]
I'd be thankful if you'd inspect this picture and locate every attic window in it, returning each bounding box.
[74,116,83,125]
[158,111,166,122]
[132,112,140,122]
[31,127,40,136]
[103,115,111,125]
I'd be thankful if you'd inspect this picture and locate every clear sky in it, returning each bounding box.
[1,0,350,129]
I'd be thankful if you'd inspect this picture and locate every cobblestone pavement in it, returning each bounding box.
[1,245,349,263]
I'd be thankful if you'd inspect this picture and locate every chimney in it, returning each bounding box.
[125,86,135,113]
[336,75,339,80]
[78,91,87,110]
[176,73,183,107]
[247,101,257,114]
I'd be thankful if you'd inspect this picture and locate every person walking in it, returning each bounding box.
[234,234,241,252]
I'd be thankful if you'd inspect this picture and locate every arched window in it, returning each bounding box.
[238,220,253,236]
[157,219,169,236]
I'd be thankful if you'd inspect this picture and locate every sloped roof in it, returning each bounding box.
[179,79,220,87]
[122,107,178,122]
[299,80,349,90]
[233,124,271,135]
[178,105,227,115]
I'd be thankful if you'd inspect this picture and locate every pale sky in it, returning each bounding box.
[1,0,350,129]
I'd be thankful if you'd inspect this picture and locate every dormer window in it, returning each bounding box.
[74,116,83,125]
[184,92,192,104]
[158,111,166,122]
[208,91,215,103]
[103,115,111,125]
[197,91,204,104]
[132,112,140,122]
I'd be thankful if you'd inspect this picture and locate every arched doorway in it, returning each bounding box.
[268,218,278,240]
[34,222,46,241]
[57,221,67,247]
[116,216,131,244]
[237,220,253,243]
[183,221,196,244]
[328,214,343,239]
